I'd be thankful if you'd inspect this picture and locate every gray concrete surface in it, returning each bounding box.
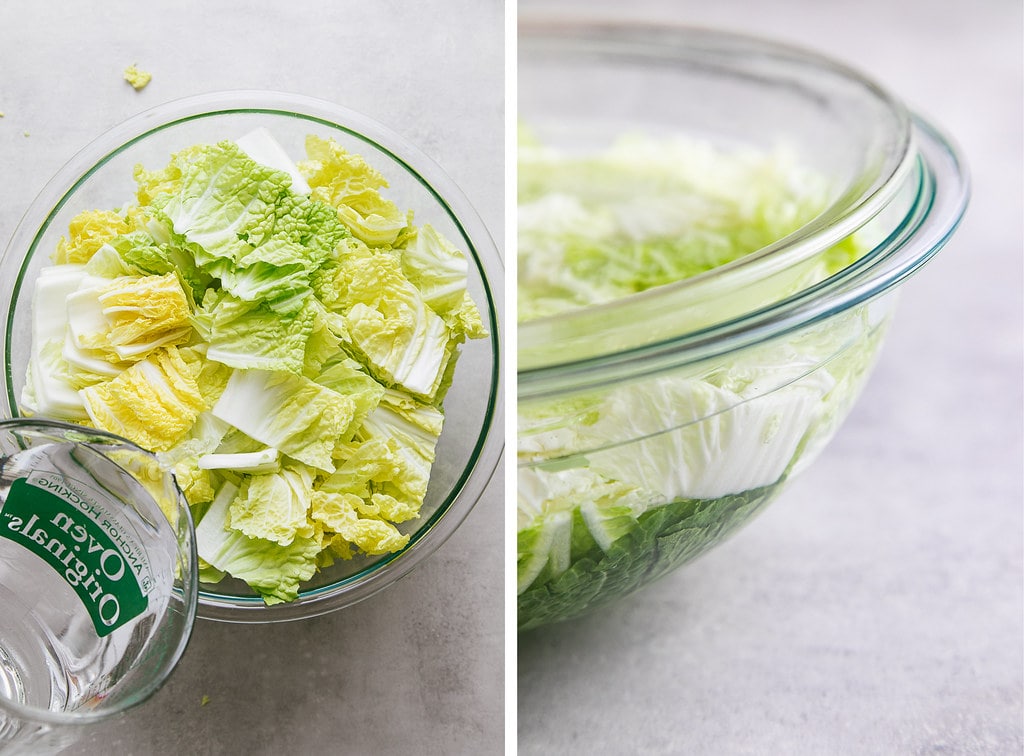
[0,2,505,754]
[517,1,1023,754]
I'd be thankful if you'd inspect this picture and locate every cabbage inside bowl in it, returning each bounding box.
[516,22,968,631]
[0,91,503,622]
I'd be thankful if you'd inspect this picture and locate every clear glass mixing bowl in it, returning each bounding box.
[0,91,504,623]
[516,21,968,631]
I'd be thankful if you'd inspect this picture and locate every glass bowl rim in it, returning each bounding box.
[0,89,505,623]
[517,20,968,392]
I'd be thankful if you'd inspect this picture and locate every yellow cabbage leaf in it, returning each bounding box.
[68,272,192,363]
[310,490,410,556]
[53,210,130,264]
[299,135,407,246]
[80,346,206,451]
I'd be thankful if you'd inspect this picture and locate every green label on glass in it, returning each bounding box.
[0,473,151,637]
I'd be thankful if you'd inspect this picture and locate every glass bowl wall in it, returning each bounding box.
[516,21,967,631]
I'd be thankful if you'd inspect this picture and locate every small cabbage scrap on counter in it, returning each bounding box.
[23,129,487,604]
[517,128,882,630]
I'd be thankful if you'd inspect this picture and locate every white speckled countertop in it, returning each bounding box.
[0,1,504,753]
[517,1,1023,754]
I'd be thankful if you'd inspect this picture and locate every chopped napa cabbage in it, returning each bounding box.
[217,192,347,313]
[157,412,233,507]
[300,302,346,377]
[123,64,152,91]
[173,462,219,512]
[198,447,281,474]
[133,144,207,207]
[23,265,90,418]
[218,237,316,313]
[195,290,316,375]
[157,141,292,267]
[227,462,316,546]
[66,272,192,362]
[84,243,137,278]
[313,355,386,429]
[316,393,440,529]
[252,191,349,266]
[299,134,407,246]
[346,300,451,399]
[61,332,125,381]
[104,227,212,299]
[517,133,851,321]
[401,224,490,340]
[444,291,490,341]
[156,141,347,308]
[325,238,454,399]
[378,387,445,436]
[52,210,130,265]
[211,368,356,472]
[358,492,419,525]
[400,224,471,314]
[177,345,232,407]
[195,480,321,605]
[320,437,403,499]
[516,130,884,627]
[357,392,444,508]
[236,127,311,195]
[24,128,490,605]
[79,346,206,452]
[310,491,410,555]
[588,370,832,502]
[517,509,571,594]
[158,411,233,466]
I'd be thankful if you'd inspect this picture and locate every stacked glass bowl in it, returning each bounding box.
[516,21,968,631]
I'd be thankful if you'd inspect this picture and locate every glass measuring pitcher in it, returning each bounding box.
[0,419,197,754]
